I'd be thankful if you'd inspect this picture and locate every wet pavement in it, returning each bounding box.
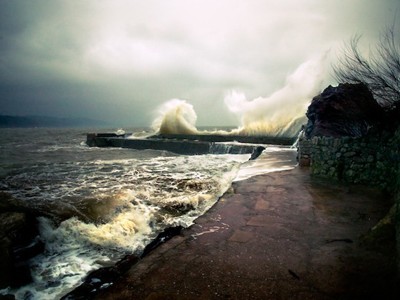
[95,167,396,299]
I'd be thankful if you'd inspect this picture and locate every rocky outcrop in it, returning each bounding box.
[250,146,266,160]
[0,192,44,290]
[305,83,384,139]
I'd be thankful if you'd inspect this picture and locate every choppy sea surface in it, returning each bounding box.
[0,128,296,299]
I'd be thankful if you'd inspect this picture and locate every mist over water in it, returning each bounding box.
[152,56,329,137]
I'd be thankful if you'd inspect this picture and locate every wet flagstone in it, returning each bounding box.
[95,168,397,300]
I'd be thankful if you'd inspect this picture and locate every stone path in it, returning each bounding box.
[95,168,396,299]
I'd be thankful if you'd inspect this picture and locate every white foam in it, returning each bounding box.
[152,99,199,134]
[4,153,248,299]
[234,146,297,182]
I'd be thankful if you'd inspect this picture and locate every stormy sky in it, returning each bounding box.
[0,0,399,127]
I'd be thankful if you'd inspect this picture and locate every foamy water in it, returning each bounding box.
[234,146,297,182]
[0,128,297,299]
[0,128,253,299]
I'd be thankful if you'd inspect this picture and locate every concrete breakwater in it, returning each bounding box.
[86,133,295,156]
[150,133,295,145]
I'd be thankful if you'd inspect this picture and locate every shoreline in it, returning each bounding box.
[67,165,397,299]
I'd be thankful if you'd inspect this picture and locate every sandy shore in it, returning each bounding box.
[91,167,397,299]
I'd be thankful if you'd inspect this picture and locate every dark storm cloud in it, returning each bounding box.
[0,0,399,126]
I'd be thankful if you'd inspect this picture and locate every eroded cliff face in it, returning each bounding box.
[305,83,385,139]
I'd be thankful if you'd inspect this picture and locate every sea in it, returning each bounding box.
[0,127,297,299]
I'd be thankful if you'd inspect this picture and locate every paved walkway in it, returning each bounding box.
[95,168,396,299]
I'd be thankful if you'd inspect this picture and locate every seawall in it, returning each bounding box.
[151,133,295,145]
[86,133,294,156]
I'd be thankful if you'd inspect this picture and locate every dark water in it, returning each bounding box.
[0,128,254,299]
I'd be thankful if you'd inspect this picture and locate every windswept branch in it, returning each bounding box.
[333,23,400,108]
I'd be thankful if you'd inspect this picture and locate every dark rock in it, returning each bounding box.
[0,236,13,289]
[141,226,183,258]
[0,212,34,288]
[10,263,33,288]
[0,295,15,300]
[0,192,21,212]
[249,146,265,160]
[305,83,385,138]
[61,255,140,300]
[13,237,44,261]
[0,194,44,289]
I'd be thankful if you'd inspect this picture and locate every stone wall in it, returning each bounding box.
[299,128,400,191]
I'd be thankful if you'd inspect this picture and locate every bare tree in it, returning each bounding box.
[333,23,400,108]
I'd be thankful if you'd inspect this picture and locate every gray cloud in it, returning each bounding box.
[0,0,399,127]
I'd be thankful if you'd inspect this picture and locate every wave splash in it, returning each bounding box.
[152,99,199,135]
[151,56,328,137]
[225,57,328,137]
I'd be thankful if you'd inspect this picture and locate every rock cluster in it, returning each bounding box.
[0,192,44,290]
[305,83,384,138]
